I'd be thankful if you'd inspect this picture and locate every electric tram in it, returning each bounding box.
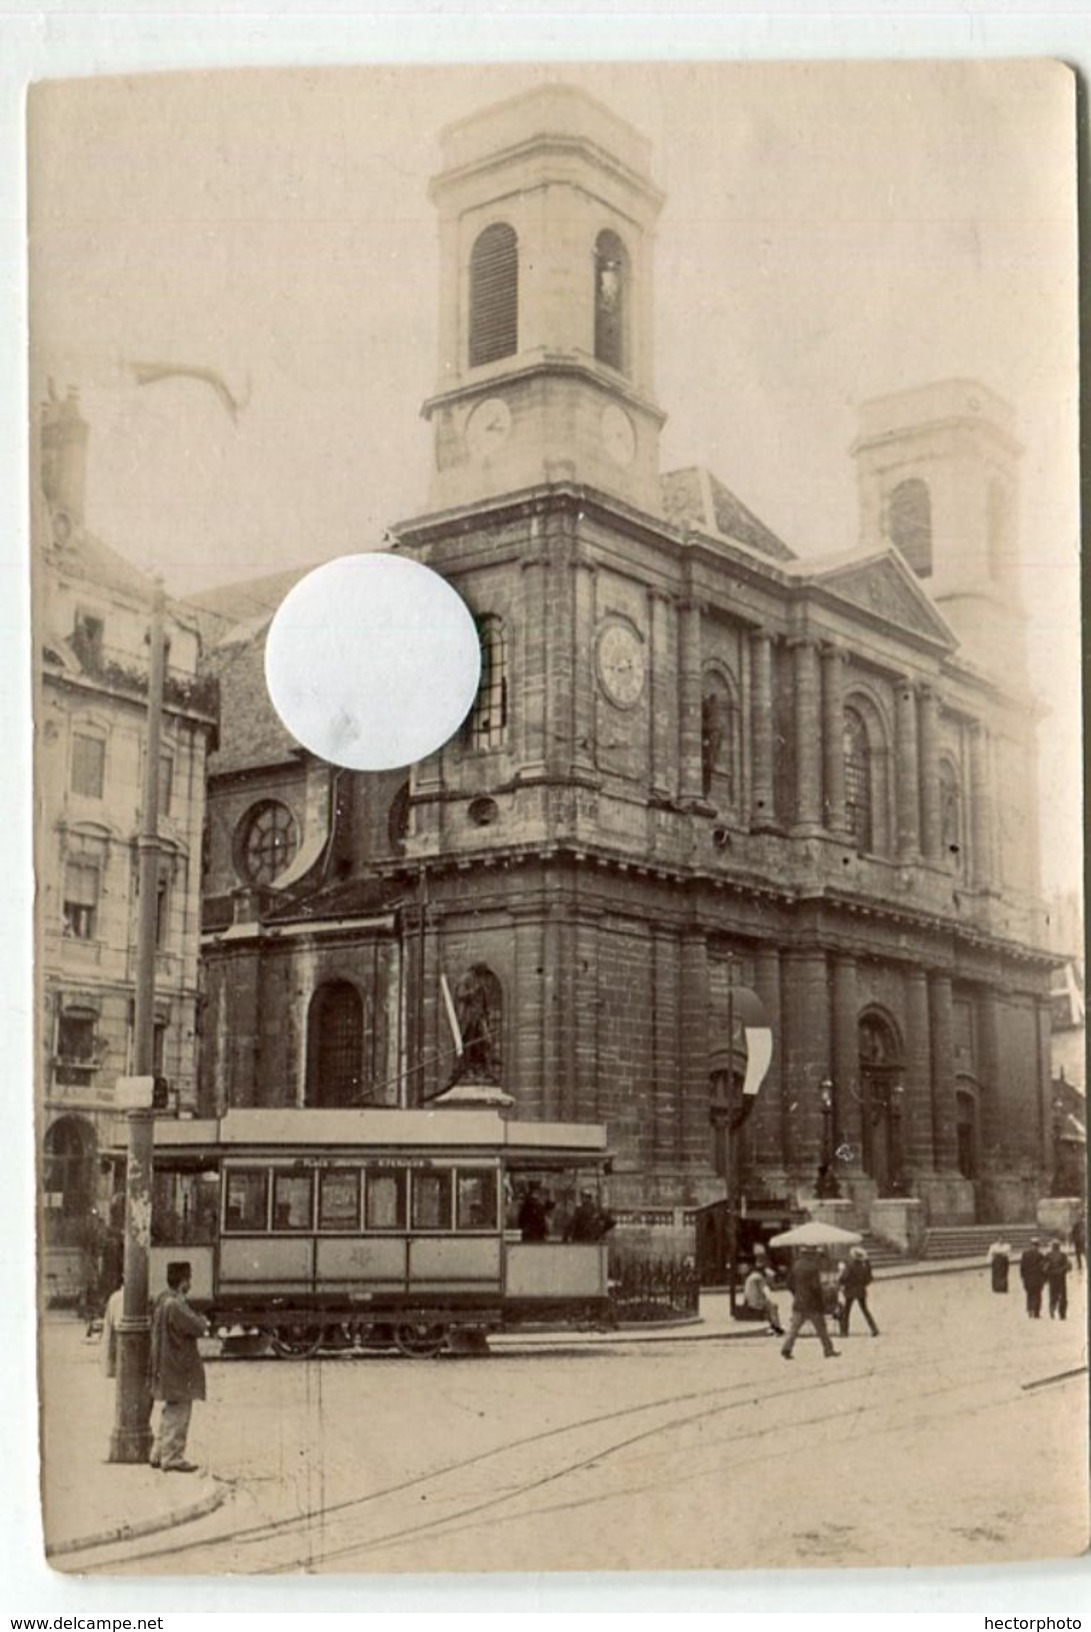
[137,1104,614,1357]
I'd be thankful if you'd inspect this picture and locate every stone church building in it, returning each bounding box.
[195,85,1055,1229]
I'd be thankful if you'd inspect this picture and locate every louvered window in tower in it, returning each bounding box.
[888,478,933,577]
[469,224,518,367]
[469,616,508,749]
[594,230,629,374]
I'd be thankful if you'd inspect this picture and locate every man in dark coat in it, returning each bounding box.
[148,1261,209,1473]
[1018,1238,1046,1318]
[1044,1239,1071,1320]
[781,1246,840,1360]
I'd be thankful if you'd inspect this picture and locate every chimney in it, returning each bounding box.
[40,384,89,535]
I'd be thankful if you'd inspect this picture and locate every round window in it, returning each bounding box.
[237,800,298,886]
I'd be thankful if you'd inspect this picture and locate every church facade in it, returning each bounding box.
[197,86,1055,1229]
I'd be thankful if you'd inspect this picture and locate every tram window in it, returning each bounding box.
[318,1168,361,1231]
[456,1168,498,1231]
[272,1171,314,1232]
[364,1169,406,1231]
[411,1168,453,1231]
[224,1169,268,1232]
[152,1168,219,1246]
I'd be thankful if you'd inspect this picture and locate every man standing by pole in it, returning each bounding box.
[149,1262,209,1472]
[108,580,165,1463]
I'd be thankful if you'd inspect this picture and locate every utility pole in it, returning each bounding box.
[109,580,165,1463]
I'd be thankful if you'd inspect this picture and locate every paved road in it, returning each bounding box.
[49,1269,1088,1576]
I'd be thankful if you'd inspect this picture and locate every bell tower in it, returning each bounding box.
[853,379,1028,680]
[423,84,666,516]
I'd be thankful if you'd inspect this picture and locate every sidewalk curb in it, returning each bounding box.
[46,1478,227,1561]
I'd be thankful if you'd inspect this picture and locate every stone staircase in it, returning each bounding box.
[922,1223,1046,1263]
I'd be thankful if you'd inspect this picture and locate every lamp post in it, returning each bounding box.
[889,1082,905,1193]
[108,580,165,1463]
[816,1079,840,1197]
[1051,1091,1068,1197]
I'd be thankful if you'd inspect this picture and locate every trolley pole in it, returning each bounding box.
[109,580,166,1463]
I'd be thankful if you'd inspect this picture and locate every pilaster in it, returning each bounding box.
[821,643,847,833]
[790,637,822,830]
[749,629,776,829]
[927,972,959,1171]
[918,685,942,861]
[895,676,921,860]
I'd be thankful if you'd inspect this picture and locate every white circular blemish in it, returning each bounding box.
[264,553,482,771]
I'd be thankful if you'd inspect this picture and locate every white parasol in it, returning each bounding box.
[768,1219,863,1248]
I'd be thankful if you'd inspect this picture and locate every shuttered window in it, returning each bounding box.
[469,224,518,367]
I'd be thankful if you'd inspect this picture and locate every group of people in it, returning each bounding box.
[988,1231,1077,1321]
[516,1182,616,1244]
[739,1244,880,1356]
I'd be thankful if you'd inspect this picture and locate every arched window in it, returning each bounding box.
[469,616,508,750]
[889,478,933,577]
[594,230,629,374]
[843,707,874,853]
[306,981,365,1107]
[701,673,738,806]
[469,223,518,368]
[939,757,963,869]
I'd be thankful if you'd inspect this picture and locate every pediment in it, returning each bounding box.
[814,552,957,648]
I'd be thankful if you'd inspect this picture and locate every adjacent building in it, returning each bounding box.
[195,86,1057,1232]
[36,386,219,1298]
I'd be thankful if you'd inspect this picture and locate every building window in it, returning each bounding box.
[939,757,963,868]
[158,754,174,817]
[469,616,508,750]
[306,980,365,1107]
[594,230,629,374]
[469,223,518,368]
[701,676,738,805]
[388,781,410,856]
[236,800,298,886]
[843,707,873,853]
[889,478,933,577]
[55,1012,97,1087]
[72,612,104,669]
[63,858,99,940]
[71,733,105,799]
[155,869,171,949]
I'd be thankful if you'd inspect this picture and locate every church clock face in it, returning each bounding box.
[596,622,646,708]
[465,396,512,460]
[600,404,636,467]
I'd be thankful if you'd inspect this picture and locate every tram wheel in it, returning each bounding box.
[269,1323,324,1359]
[393,1322,447,1358]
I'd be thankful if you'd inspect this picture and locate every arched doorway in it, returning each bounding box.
[955,1084,978,1180]
[43,1115,96,1244]
[858,1013,905,1196]
[306,981,365,1107]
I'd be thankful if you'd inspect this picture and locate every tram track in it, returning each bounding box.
[75,1341,1050,1576]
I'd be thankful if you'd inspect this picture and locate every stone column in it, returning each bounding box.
[830,953,858,1162]
[571,554,598,783]
[821,644,847,832]
[977,986,1002,1168]
[895,676,921,860]
[749,629,776,829]
[647,588,674,802]
[969,721,992,890]
[652,927,681,1165]
[927,972,959,1171]
[678,599,705,804]
[918,685,942,862]
[790,637,822,829]
[518,546,549,776]
[903,968,932,1175]
[513,912,546,1120]
[679,930,711,1171]
[781,947,831,1172]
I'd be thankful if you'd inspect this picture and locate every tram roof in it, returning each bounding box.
[145,1108,608,1156]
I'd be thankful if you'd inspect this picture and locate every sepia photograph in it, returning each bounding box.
[26,54,1086,1586]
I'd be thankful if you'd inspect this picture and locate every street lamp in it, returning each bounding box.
[816,1079,840,1197]
[1051,1091,1068,1197]
[108,582,165,1463]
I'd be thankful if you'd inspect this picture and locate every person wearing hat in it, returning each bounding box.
[1018,1237,1046,1319]
[148,1261,210,1473]
[1044,1238,1071,1321]
[836,1246,880,1337]
[780,1245,840,1361]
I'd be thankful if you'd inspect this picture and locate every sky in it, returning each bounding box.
[27,58,1081,896]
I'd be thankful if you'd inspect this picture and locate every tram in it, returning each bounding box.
[135,1105,614,1356]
